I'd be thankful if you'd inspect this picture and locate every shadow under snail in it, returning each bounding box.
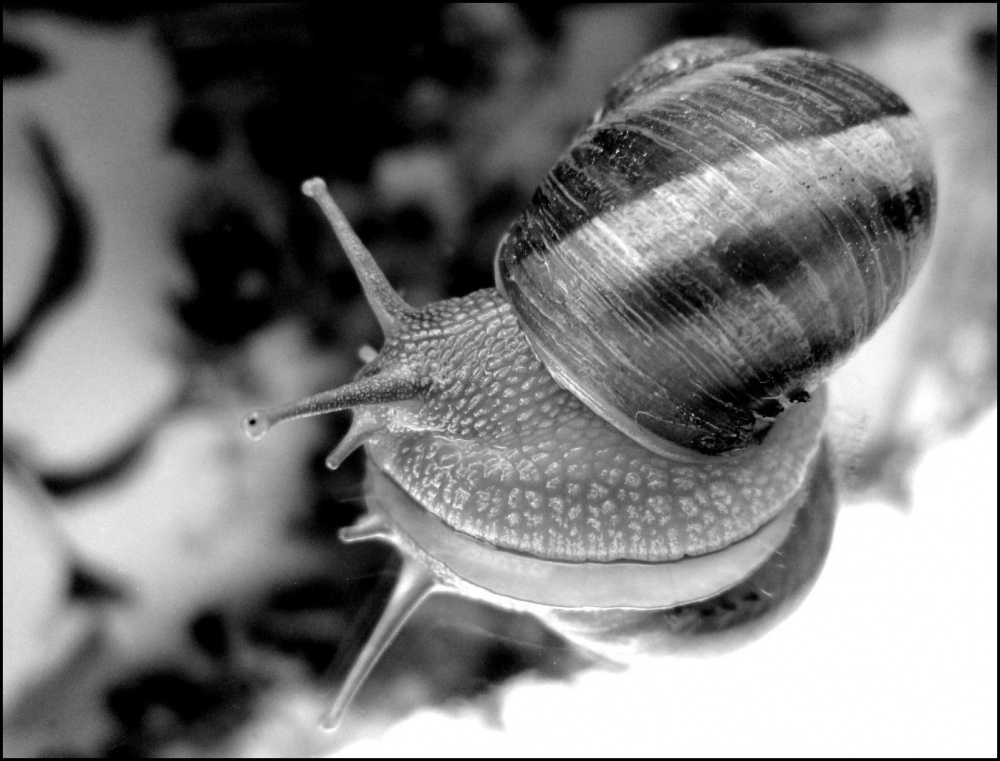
[242,38,935,728]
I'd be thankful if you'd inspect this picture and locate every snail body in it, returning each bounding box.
[337,286,824,564]
[243,38,934,728]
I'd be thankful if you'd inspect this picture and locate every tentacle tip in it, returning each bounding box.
[320,709,344,732]
[338,515,393,545]
[301,177,328,199]
[242,412,270,441]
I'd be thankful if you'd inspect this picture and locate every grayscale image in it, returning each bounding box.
[3,3,996,756]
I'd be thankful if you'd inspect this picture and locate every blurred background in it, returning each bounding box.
[3,3,996,756]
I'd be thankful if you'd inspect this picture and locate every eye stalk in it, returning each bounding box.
[241,366,427,441]
[301,178,413,333]
[242,180,429,441]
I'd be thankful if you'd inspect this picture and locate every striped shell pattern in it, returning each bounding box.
[497,38,935,456]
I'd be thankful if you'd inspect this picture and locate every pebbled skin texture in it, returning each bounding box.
[358,288,824,563]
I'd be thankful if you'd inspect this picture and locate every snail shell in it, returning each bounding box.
[241,38,935,728]
[498,38,935,456]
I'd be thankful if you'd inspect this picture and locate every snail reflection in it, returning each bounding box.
[243,38,934,729]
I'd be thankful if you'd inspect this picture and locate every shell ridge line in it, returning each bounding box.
[544,163,770,399]
[786,124,919,328]
[556,118,926,385]
[503,50,914,255]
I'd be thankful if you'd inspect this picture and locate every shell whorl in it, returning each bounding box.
[496,39,936,455]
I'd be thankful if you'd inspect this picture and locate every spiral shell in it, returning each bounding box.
[497,39,935,455]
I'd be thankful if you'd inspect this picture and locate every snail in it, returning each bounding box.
[242,38,934,728]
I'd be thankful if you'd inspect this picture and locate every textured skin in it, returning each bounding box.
[361,289,823,563]
[542,441,837,657]
[497,39,935,454]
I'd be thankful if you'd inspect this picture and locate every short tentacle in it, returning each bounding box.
[337,512,392,545]
[324,409,383,470]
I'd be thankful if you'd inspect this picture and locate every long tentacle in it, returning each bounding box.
[242,370,425,440]
[302,178,413,334]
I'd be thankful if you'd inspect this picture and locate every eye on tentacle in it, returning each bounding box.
[242,180,430,444]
